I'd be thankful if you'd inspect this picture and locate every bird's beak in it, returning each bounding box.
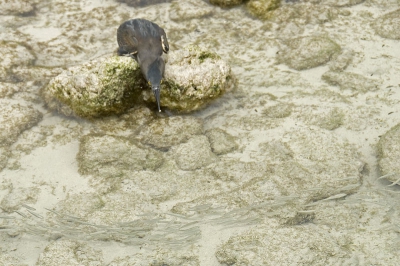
[152,85,161,112]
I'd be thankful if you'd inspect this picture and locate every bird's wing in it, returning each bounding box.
[117,25,139,57]
[159,29,169,54]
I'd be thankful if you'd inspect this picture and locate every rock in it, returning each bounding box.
[137,116,204,150]
[116,0,173,7]
[170,135,217,170]
[77,133,164,176]
[249,1,338,24]
[169,0,214,21]
[0,82,19,98]
[43,46,234,117]
[210,0,245,8]
[143,45,235,113]
[42,56,145,118]
[377,123,400,184]
[172,127,362,215]
[0,187,41,213]
[0,253,27,266]
[0,42,35,82]
[246,0,281,20]
[322,71,379,92]
[371,9,400,40]
[0,0,38,15]
[0,99,43,147]
[0,147,10,170]
[216,226,347,265]
[36,240,103,266]
[278,36,341,70]
[319,0,364,7]
[205,128,238,155]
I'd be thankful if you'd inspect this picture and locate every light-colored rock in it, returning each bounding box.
[169,0,214,21]
[246,0,281,20]
[137,116,204,150]
[216,226,348,265]
[0,0,38,15]
[171,135,217,170]
[322,71,380,92]
[278,36,341,70]
[0,187,41,213]
[372,9,400,40]
[377,123,400,184]
[0,99,42,147]
[205,128,238,155]
[36,240,103,266]
[0,42,35,82]
[77,133,164,176]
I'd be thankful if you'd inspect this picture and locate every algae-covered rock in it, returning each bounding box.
[377,123,400,184]
[371,9,400,40]
[137,116,204,150]
[210,0,245,8]
[278,36,341,70]
[171,135,217,170]
[43,46,233,117]
[77,133,164,176]
[246,0,281,20]
[36,240,103,266]
[142,45,235,113]
[322,71,379,92]
[42,55,145,118]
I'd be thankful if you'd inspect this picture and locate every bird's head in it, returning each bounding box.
[146,58,165,112]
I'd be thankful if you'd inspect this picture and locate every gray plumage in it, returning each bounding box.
[117,18,169,112]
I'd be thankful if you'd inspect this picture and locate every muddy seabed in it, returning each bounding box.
[1,0,400,265]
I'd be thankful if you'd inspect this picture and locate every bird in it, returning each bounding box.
[117,18,169,112]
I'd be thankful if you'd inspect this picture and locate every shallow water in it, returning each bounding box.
[1,0,400,265]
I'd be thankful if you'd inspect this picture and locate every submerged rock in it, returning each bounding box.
[170,135,217,170]
[0,42,35,83]
[37,240,103,266]
[278,36,341,70]
[322,71,379,92]
[377,123,400,184]
[42,56,145,118]
[136,116,204,150]
[205,128,238,155]
[0,0,38,15]
[0,99,42,147]
[216,226,347,265]
[246,0,281,20]
[77,133,164,176]
[43,46,234,117]
[210,0,245,8]
[372,9,400,40]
